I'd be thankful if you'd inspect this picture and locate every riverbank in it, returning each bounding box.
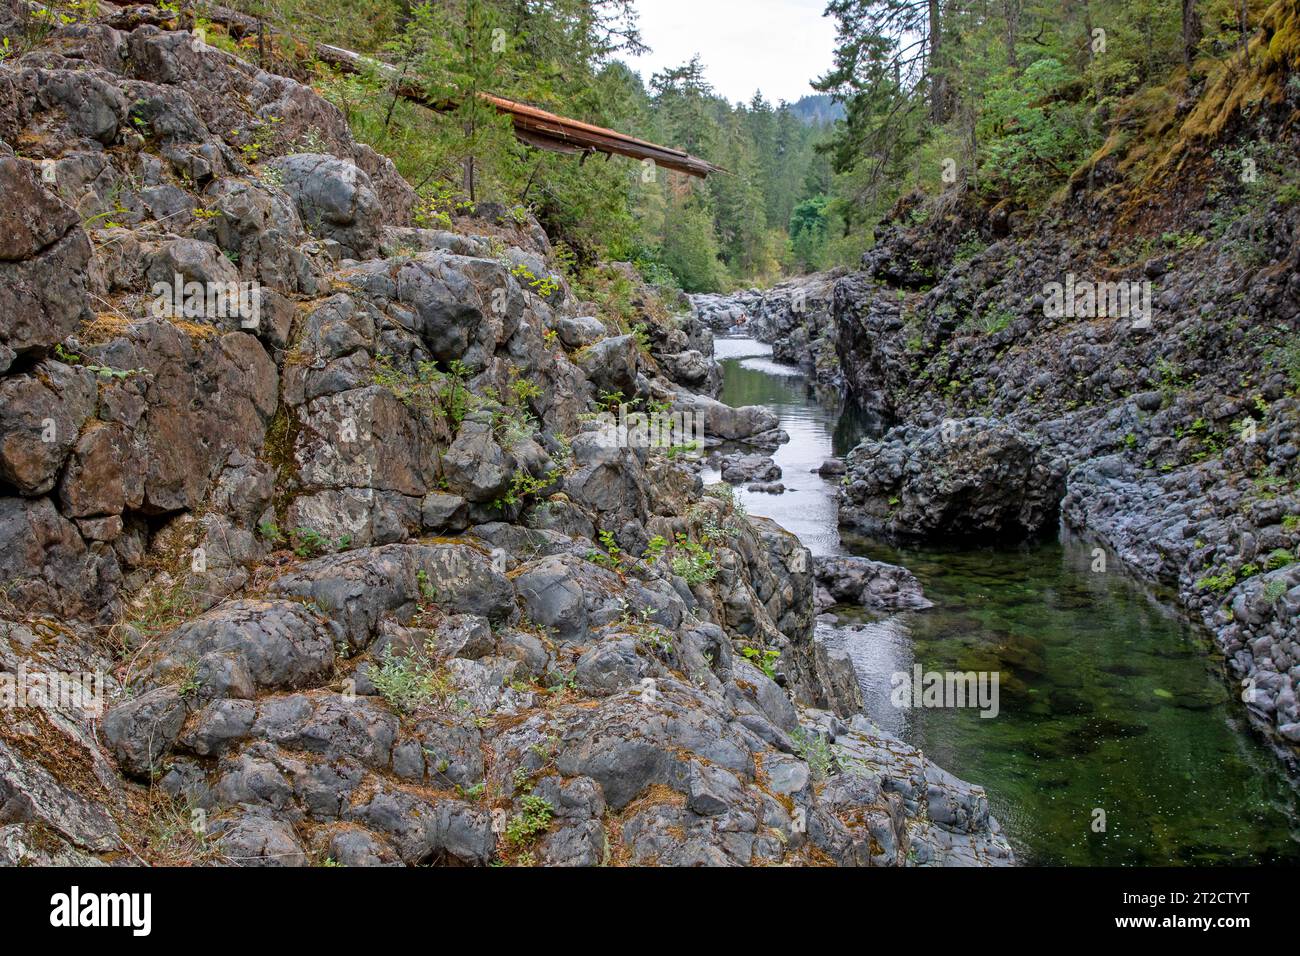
[705,333,1300,864]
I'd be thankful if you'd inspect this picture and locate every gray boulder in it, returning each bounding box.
[576,334,639,396]
[840,418,1066,541]
[555,315,606,348]
[103,686,189,778]
[0,361,98,495]
[271,153,383,259]
[0,157,92,355]
[813,554,933,611]
[148,600,336,699]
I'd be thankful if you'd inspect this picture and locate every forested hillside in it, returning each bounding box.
[171,0,831,293]
[813,0,1299,256]
[0,0,1024,868]
[199,1,1292,296]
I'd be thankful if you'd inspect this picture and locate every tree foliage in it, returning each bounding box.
[235,0,831,291]
[813,0,1252,247]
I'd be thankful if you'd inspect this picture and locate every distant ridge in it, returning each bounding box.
[785,94,844,125]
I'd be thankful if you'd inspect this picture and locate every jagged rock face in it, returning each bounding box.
[271,154,384,260]
[0,15,1011,867]
[0,359,98,495]
[832,272,915,426]
[0,156,93,362]
[639,306,723,397]
[839,419,1068,542]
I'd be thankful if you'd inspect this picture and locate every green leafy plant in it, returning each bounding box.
[1194,569,1238,593]
[619,602,672,652]
[257,521,286,545]
[642,535,669,564]
[510,263,560,298]
[372,354,473,441]
[972,308,1013,335]
[369,641,449,715]
[1265,549,1295,571]
[1263,578,1289,603]
[231,115,281,164]
[588,529,626,571]
[291,527,349,558]
[492,468,557,510]
[740,646,780,680]
[416,568,438,604]
[671,534,718,585]
[504,795,554,846]
[1276,339,1300,392]
[176,661,203,700]
[790,726,836,782]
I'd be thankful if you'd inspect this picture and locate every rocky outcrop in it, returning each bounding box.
[691,270,845,390]
[716,452,782,484]
[839,419,1068,542]
[813,555,932,612]
[672,390,788,449]
[0,154,93,365]
[0,11,1009,867]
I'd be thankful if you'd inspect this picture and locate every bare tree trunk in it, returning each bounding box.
[463,120,475,201]
[1003,0,1020,72]
[1182,0,1201,69]
[965,101,978,191]
[1238,0,1249,51]
[928,0,949,124]
[1082,0,1094,63]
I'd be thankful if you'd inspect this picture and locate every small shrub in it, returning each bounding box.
[369,642,447,715]
[973,308,1013,335]
[791,726,836,781]
[671,534,717,585]
[1265,548,1295,571]
[1263,578,1289,603]
[504,795,554,846]
[1194,569,1238,593]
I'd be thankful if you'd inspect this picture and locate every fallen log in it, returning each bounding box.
[103,0,724,177]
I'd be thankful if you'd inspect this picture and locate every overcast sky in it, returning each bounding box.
[623,0,838,105]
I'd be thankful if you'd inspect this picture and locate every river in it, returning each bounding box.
[708,337,1300,866]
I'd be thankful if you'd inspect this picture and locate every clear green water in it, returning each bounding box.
[714,338,1300,866]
